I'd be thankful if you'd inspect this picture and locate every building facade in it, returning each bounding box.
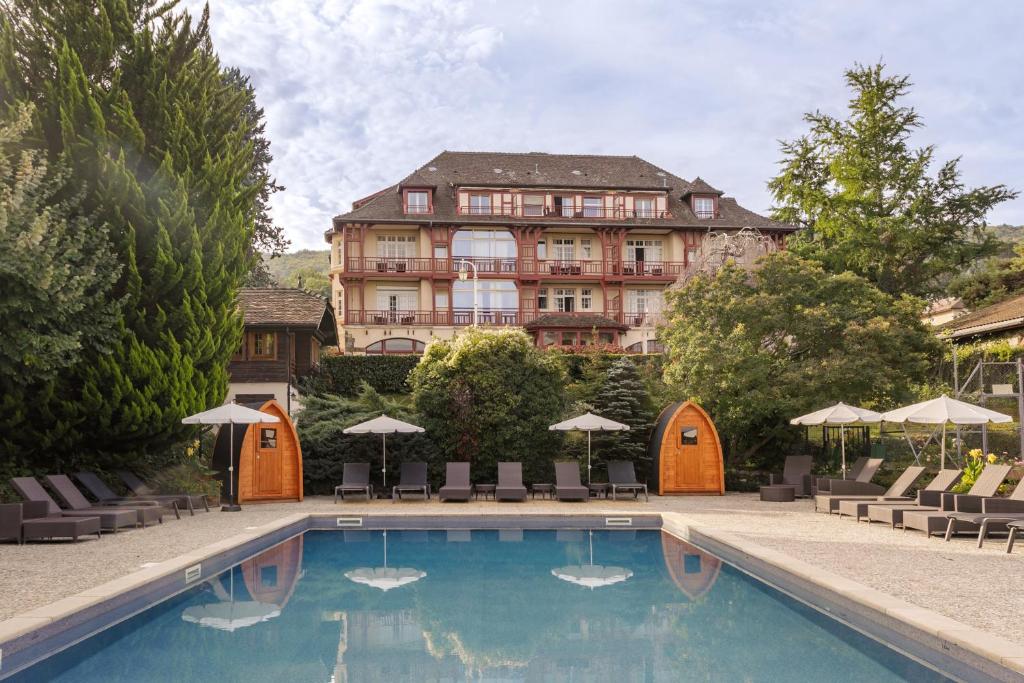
[227,288,338,412]
[326,152,796,354]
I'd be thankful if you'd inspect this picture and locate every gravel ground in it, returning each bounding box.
[1,493,1021,645]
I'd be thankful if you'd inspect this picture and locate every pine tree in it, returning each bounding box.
[591,357,654,478]
[0,2,271,467]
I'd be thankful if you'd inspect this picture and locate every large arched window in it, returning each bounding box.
[365,338,426,355]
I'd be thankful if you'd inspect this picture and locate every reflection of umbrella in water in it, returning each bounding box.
[344,530,426,591]
[552,530,632,590]
[182,568,280,631]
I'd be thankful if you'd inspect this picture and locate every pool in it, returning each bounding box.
[7,529,950,682]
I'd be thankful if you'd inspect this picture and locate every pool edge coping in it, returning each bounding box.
[0,510,1020,681]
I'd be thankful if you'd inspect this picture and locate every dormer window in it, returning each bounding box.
[692,196,715,219]
[404,189,431,214]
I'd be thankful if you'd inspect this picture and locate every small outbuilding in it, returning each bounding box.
[213,399,304,503]
[648,401,725,495]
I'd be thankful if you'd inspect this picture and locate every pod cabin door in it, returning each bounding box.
[255,425,283,496]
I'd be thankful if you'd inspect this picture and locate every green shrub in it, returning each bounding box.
[308,354,419,395]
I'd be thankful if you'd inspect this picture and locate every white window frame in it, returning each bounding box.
[377,234,417,258]
[537,287,548,310]
[693,197,715,218]
[552,238,575,261]
[582,196,602,218]
[580,238,592,259]
[625,239,663,263]
[406,191,429,214]
[554,288,575,313]
[523,194,545,217]
[469,193,492,215]
[580,288,593,310]
[555,196,575,217]
[634,197,654,218]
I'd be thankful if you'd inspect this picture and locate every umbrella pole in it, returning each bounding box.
[223,421,242,512]
[941,423,946,470]
[382,433,387,491]
[587,431,592,485]
[840,424,846,478]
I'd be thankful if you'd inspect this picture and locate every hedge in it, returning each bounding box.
[309,355,419,395]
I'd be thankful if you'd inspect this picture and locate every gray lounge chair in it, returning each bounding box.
[872,464,1011,533]
[495,462,528,501]
[11,477,137,533]
[554,462,589,502]
[73,472,179,519]
[837,469,962,521]
[608,461,648,501]
[46,474,163,527]
[1,501,102,543]
[768,455,813,497]
[117,470,210,515]
[813,459,903,513]
[813,456,870,495]
[943,476,1024,546]
[1007,520,1022,553]
[334,463,373,502]
[439,462,474,502]
[392,462,430,501]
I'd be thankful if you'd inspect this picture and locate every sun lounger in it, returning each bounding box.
[392,462,430,501]
[46,474,163,527]
[943,476,1024,546]
[117,470,210,515]
[74,472,179,518]
[334,462,373,502]
[765,455,813,498]
[872,464,1011,533]
[554,462,589,502]
[1007,520,1022,553]
[2,500,102,542]
[814,464,921,514]
[607,461,648,501]
[495,462,528,501]
[813,456,869,495]
[837,469,961,522]
[11,477,137,533]
[438,462,474,502]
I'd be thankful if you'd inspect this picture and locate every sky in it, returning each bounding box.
[182,0,1024,251]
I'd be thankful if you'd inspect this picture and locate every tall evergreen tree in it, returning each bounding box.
[0,2,271,466]
[769,62,1017,298]
[591,357,654,477]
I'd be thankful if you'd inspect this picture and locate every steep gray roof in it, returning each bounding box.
[331,151,794,235]
[237,288,338,344]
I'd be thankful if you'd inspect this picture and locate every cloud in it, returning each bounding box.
[183,0,1024,249]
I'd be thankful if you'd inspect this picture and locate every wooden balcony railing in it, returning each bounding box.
[455,204,670,219]
[344,309,661,327]
[344,257,684,279]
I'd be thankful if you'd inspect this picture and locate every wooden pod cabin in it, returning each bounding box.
[662,533,722,600]
[213,399,304,503]
[648,401,724,495]
[242,535,304,609]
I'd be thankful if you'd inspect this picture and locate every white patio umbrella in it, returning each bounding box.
[881,395,1012,469]
[552,530,632,590]
[182,401,279,512]
[344,530,426,591]
[182,569,280,631]
[790,402,882,478]
[343,415,425,488]
[549,412,629,484]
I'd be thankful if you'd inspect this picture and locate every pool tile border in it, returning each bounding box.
[0,510,1021,682]
[660,512,1024,683]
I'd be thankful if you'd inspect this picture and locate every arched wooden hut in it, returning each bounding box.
[661,533,721,600]
[213,399,304,503]
[648,401,724,495]
[242,535,304,609]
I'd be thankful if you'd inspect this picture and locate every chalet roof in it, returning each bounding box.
[523,313,629,331]
[682,176,723,196]
[925,297,967,316]
[942,293,1024,340]
[330,151,794,236]
[237,288,338,344]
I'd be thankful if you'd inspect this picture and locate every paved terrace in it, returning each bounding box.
[2,493,1022,646]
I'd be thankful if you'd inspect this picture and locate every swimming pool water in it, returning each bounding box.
[8,529,949,682]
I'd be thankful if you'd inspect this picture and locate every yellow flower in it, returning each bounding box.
[968,448,983,460]
[987,453,998,464]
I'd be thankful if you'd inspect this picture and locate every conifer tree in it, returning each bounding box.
[591,357,654,477]
[0,2,272,466]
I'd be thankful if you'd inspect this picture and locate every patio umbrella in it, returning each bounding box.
[549,412,629,484]
[343,415,425,488]
[182,570,280,631]
[790,403,882,478]
[552,530,633,590]
[344,530,426,591]
[182,401,279,512]
[881,395,1012,469]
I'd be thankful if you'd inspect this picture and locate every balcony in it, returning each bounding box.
[344,257,685,279]
[455,204,670,220]
[344,309,660,328]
